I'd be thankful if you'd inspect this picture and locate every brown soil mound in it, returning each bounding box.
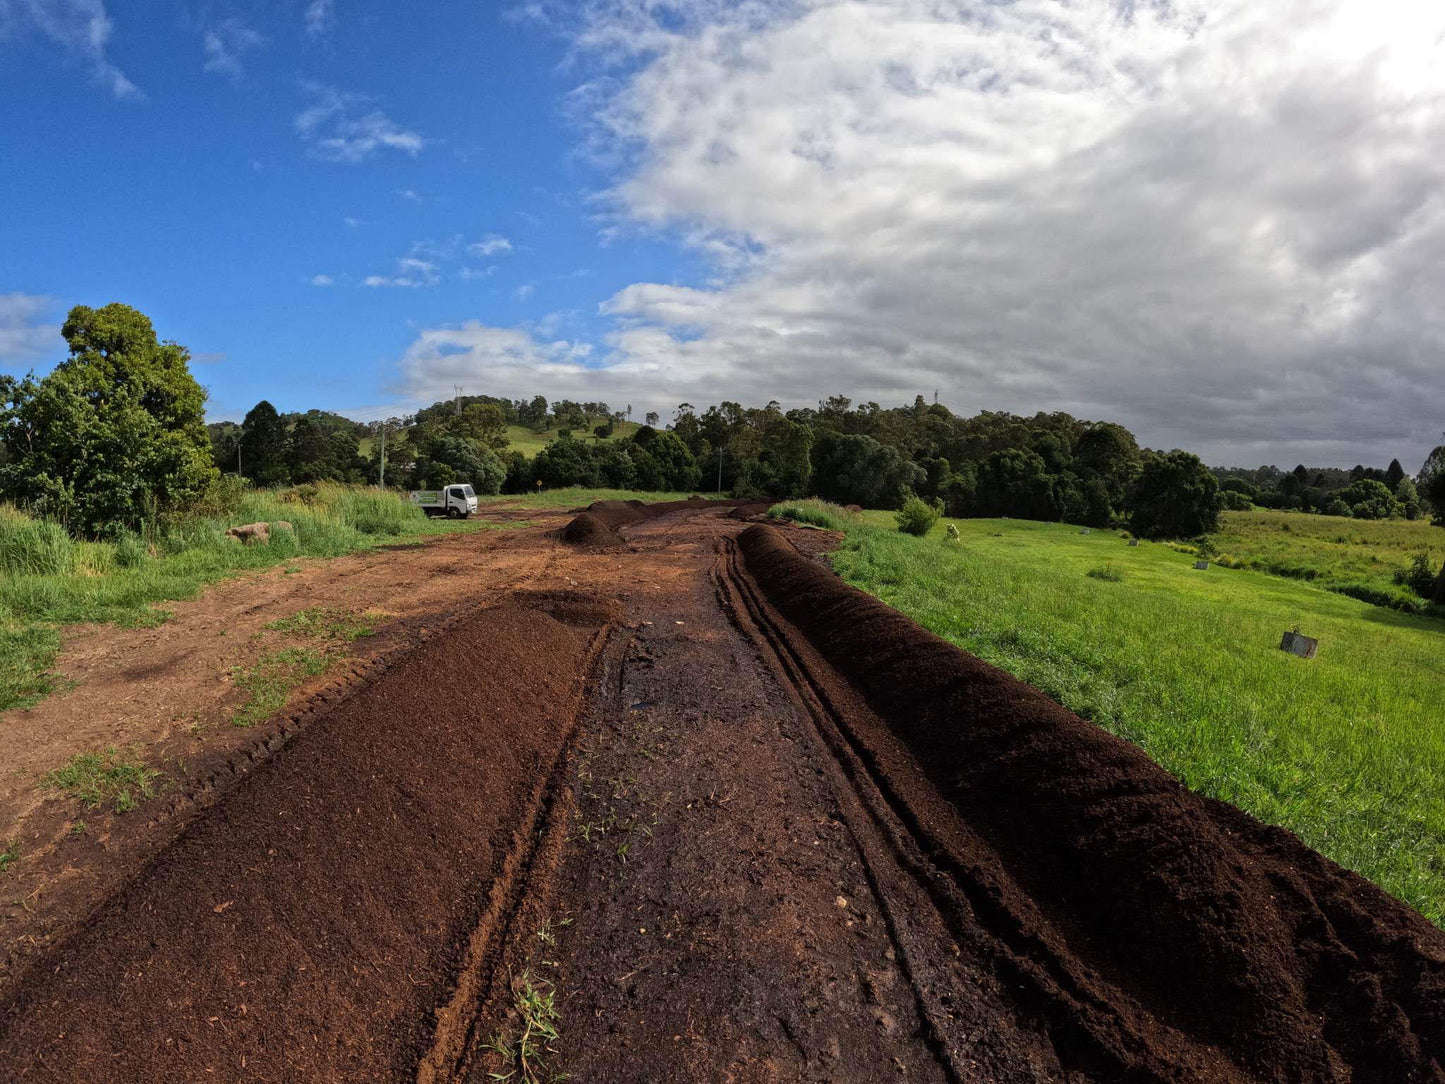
[725,501,771,519]
[737,523,1445,1081]
[558,511,627,550]
[559,497,751,548]
[0,598,611,1082]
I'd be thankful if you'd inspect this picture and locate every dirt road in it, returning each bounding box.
[2,502,1442,1082]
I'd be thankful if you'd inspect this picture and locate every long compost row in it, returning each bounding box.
[735,522,1445,1081]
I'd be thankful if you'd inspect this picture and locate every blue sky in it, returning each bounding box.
[0,2,698,421]
[3,1,1444,468]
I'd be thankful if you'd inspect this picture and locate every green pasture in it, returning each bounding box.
[780,504,1445,925]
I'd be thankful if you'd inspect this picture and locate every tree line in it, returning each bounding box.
[3,303,1442,599]
[1213,460,1443,523]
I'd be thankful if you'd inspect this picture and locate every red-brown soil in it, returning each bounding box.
[0,513,566,990]
[2,506,1441,1082]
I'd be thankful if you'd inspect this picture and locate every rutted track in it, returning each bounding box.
[2,504,1442,1082]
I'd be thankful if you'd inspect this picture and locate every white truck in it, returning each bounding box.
[409,485,478,519]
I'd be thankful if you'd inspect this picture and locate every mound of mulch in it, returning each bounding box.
[559,497,755,548]
[726,502,770,520]
[737,523,1445,1081]
[559,511,628,550]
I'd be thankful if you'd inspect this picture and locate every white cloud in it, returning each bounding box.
[2,0,141,98]
[396,188,424,203]
[294,83,424,162]
[364,257,440,289]
[469,234,513,256]
[398,322,593,402]
[432,0,1445,467]
[0,293,61,365]
[343,215,366,228]
[310,274,334,286]
[305,0,333,37]
[202,18,264,79]
[513,282,537,301]
[460,266,496,280]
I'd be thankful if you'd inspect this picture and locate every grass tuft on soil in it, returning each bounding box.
[231,647,328,727]
[484,970,565,1084]
[43,747,160,813]
[264,606,384,643]
[825,512,1445,926]
[0,839,19,873]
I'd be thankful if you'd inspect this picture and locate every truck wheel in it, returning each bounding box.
[447,507,462,519]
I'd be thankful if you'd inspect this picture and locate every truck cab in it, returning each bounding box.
[409,484,478,519]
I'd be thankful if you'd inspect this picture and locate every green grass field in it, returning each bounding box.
[0,485,497,712]
[1211,508,1444,615]
[796,506,1445,925]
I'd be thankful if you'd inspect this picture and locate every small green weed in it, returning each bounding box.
[1086,564,1124,582]
[231,647,327,727]
[43,747,159,813]
[0,840,19,873]
[483,970,565,1083]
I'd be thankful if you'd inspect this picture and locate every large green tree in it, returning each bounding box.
[1129,450,1221,539]
[239,400,290,487]
[0,303,217,534]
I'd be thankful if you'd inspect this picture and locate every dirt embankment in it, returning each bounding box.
[0,591,615,1083]
[737,523,1445,1081]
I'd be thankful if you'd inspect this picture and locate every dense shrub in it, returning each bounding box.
[1395,553,1440,599]
[895,494,943,536]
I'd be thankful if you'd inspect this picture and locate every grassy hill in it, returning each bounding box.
[359,420,643,460]
[1210,508,1443,613]
[503,420,642,455]
[783,505,1445,925]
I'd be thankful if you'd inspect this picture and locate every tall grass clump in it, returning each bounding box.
[768,498,851,532]
[331,487,424,536]
[0,509,77,576]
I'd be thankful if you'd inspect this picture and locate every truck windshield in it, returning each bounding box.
[462,486,475,497]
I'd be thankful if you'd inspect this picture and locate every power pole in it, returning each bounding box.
[378,423,386,487]
[453,385,463,416]
[717,445,724,493]
[236,427,243,478]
